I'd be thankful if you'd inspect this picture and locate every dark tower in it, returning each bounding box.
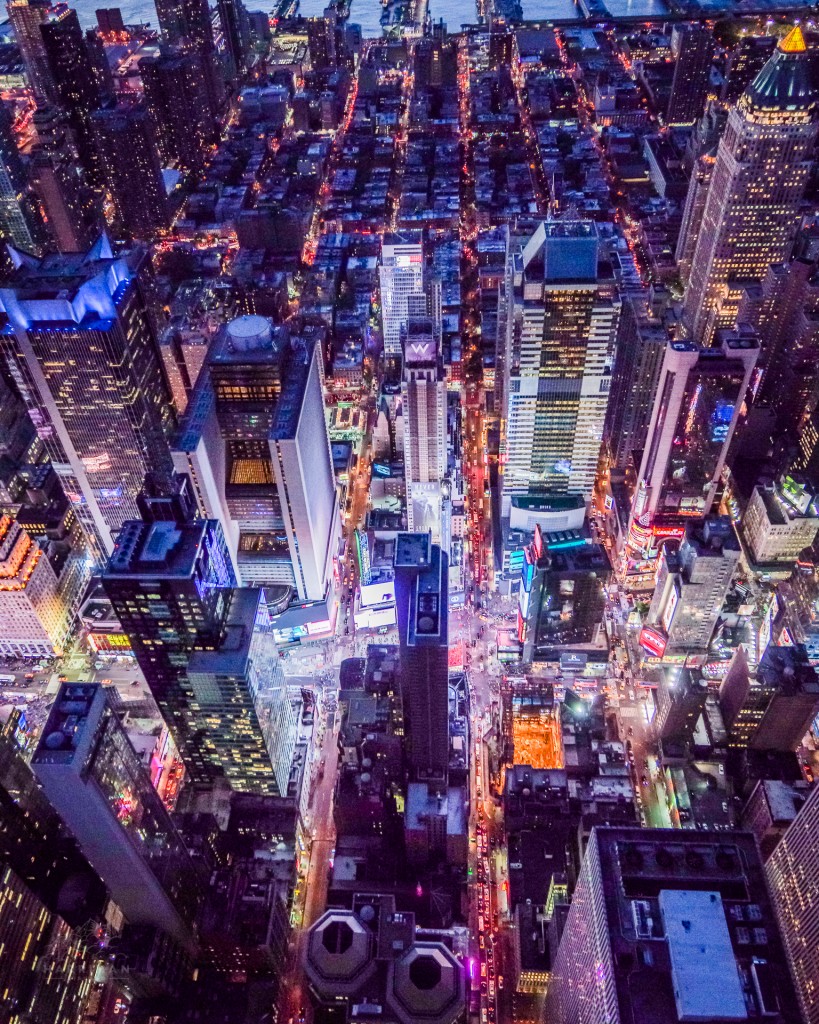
[666,24,715,126]
[141,49,215,170]
[91,105,169,237]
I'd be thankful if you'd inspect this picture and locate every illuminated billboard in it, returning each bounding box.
[639,626,668,658]
[359,580,396,608]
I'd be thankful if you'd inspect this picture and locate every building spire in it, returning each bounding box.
[779,25,807,53]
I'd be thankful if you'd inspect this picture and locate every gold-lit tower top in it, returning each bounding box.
[779,25,807,54]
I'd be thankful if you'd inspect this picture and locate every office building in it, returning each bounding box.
[675,142,716,287]
[0,102,46,255]
[92,105,169,238]
[0,514,76,657]
[33,683,201,949]
[604,294,668,472]
[666,24,715,126]
[173,316,341,599]
[6,0,56,102]
[630,332,757,530]
[518,524,608,662]
[741,778,809,860]
[41,5,105,186]
[30,105,101,253]
[719,645,819,750]
[646,516,740,655]
[307,12,336,71]
[767,784,819,1024]
[742,477,819,565]
[217,0,249,77]
[655,666,710,741]
[738,259,819,434]
[683,28,819,343]
[0,238,176,558]
[303,897,465,1024]
[722,35,776,102]
[141,49,214,170]
[394,532,449,781]
[547,826,800,1024]
[0,728,112,1023]
[503,220,619,514]
[102,483,299,795]
[380,233,425,356]
[402,316,447,540]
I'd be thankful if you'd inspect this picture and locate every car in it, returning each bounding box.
[498,976,504,990]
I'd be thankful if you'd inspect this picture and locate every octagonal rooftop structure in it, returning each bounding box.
[387,942,465,1024]
[303,908,377,1000]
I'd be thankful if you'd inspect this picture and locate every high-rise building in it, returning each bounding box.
[33,682,201,950]
[547,826,801,1024]
[102,482,299,796]
[0,514,76,657]
[140,49,214,170]
[30,105,101,253]
[402,316,446,540]
[766,784,819,1024]
[630,331,757,526]
[604,293,668,472]
[502,220,620,514]
[737,258,819,434]
[665,24,715,126]
[683,28,819,343]
[719,644,819,750]
[518,524,609,662]
[380,233,425,356]
[646,516,740,655]
[6,0,56,102]
[154,0,223,116]
[721,35,776,103]
[91,105,169,238]
[741,476,819,565]
[172,316,341,598]
[307,12,336,71]
[0,237,176,558]
[40,5,105,187]
[0,733,109,1024]
[675,142,716,287]
[217,0,249,77]
[393,532,449,781]
[0,102,47,254]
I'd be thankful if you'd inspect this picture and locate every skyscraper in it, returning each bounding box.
[604,293,668,472]
[646,516,740,655]
[217,0,249,77]
[0,102,47,254]
[141,49,215,170]
[172,316,341,598]
[380,233,425,356]
[30,105,101,253]
[630,331,757,526]
[307,12,337,71]
[402,315,447,539]
[665,24,715,126]
[683,28,819,343]
[102,481,299,796]
[675,142,716,287]
[767,784,819,1024]
[0,514,75,657]
[502,220,620,514]
[33,682,201,950]
[0,237,176,558]
[721,35,776,102]
[6,0,57,103]
[40,6,105,187]
[154,0,224,117]
[547,827,800,1024]
[393,532,449,781]
[91,105,169,238]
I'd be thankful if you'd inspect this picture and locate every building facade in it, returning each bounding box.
[0,238,176,559]
[683,29,819,343]
[380,233,424,356]
[503,221,620,514]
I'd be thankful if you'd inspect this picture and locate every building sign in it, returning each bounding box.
[639,626,668,658]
